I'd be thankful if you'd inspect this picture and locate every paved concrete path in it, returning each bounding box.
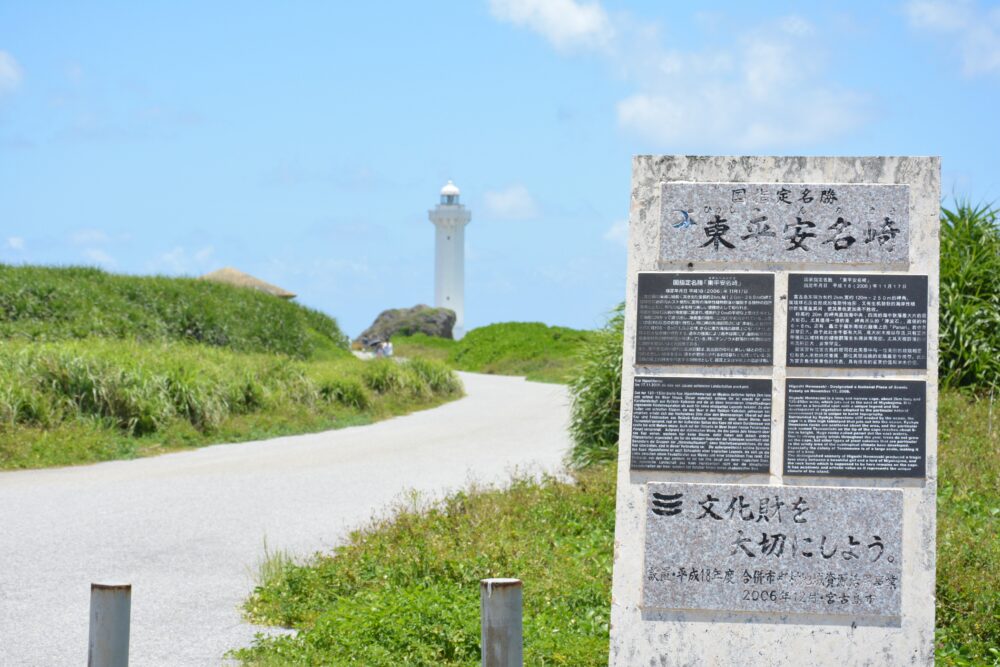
[0,373,571,666]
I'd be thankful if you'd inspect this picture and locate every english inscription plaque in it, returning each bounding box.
[787,274,928,369]
[630,377,771,473]
[636,272,774,366]
[660,183,909,264]
[643,482,903,617]
[784,379,926,477]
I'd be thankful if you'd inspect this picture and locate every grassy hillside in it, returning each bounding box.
[0,265,349,358]
[0,266,462,469]
[236,390,998,666]
[394,322,594,383]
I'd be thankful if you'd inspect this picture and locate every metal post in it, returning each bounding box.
[480,578,522,667]
[88,583,131,667]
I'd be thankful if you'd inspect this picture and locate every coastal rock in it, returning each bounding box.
[355,305,455,345]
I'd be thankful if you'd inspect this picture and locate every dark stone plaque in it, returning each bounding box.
[787,274,928,369]
[631,377,771,472]
[784,379,926,477]
[636,273,774,366]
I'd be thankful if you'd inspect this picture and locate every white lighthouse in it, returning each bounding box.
[428,180,471,339]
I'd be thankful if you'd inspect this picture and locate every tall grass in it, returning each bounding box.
[0,340,461,469]
[568,304,624,467]
[0,340,312,435]
[0,265,349,358]
[939,202,1000,391]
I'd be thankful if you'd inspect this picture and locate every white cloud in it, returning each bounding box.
[615,18,865,150]
[0,51,22,96]
[6,236,24,251]
[66,61,84,85]
[84,248,116,267]
[484,184,541,219]
[490,6,867,150]
[905,0,1000,76]
[603,219,628,246]
[777,15,814,37]
[194,245,214,263]
[71,228,110,245]
[148,245,215,274]
[489,0,613,52]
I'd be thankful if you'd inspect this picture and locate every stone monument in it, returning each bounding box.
[609,156,939,666]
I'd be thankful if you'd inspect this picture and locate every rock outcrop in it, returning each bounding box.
[355,305,456,345]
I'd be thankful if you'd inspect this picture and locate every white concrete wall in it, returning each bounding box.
[609,156,940,667]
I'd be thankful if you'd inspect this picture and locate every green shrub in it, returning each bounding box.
[360,359,463,400]
[568,304,624,467]
[318,378,372,411]
[939,202,1000,391]
[403,357,464,396]
[362,359,410,394]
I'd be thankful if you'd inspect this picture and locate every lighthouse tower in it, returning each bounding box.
[428,180,472,339]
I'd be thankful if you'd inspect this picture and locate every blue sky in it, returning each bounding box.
[2,1,998,336]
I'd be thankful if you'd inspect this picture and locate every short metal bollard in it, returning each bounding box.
[88,583,131,667]
[480,578,523,667]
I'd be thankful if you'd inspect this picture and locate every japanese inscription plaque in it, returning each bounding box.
[660,183,909,264]
[643,482,903,617]
[636,272,774,366]
[787,274,928,369]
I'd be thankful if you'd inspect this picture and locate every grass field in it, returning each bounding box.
[235,389,999,666]
[935,392,1000,665]
[393,322,594,383]
[0,266,462,469]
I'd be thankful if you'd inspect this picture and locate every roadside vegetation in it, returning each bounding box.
[935,392,1000,665]
[236,464,615,666]
[0,266,461,470]
[393,322,593,383]
[938,202,1000,391]
[239,204,1000,665]
[932,203,1000,665]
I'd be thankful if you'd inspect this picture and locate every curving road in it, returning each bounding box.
[0,372,571,666]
